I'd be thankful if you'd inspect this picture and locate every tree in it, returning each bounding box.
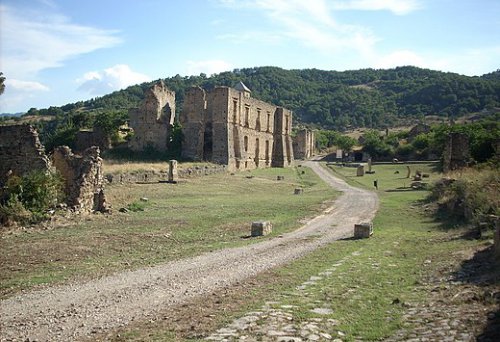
[0,72,5,95]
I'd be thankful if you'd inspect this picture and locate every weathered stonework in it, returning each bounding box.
[293,129,315,160]
[75,128,111,153]
[52,146,108,212]
[0,125,51,185]
[128,81,175,152]
[443,132,470,173]
[180,82,294,171]
[251,221,273,237]
[168,160,178,183]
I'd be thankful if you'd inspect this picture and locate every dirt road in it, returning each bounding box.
[0,162,378,341]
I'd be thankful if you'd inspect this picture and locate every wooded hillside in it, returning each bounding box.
[5,66,500,136]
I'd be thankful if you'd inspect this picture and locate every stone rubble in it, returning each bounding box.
[205,255,354,341]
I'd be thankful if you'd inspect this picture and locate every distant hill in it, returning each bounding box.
[6,66,500,133]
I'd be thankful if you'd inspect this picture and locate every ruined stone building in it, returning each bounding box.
[293,129,315,160]
[180,82,294,170]
[0,124,108,212]
[443,132,470,172]
[128,80,175,152]
[0,125,51,185]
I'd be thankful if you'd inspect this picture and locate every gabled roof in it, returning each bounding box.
[233,81,251,93]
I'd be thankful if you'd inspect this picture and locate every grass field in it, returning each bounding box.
[0,165,337,298]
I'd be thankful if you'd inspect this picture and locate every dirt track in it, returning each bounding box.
[0,161,378,341]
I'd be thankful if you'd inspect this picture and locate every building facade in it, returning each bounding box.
[180,82,294,171]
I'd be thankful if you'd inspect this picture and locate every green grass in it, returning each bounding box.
[0,166,337,298]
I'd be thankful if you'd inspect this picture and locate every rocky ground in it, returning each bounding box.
[204,241,499,342]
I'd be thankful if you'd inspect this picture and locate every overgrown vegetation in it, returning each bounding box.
[0,171,64,225]
[427,167,499,225]
[318,114,499,163]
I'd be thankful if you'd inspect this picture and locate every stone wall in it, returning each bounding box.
[128,81,175,152]
[75,128,111,152]
[180,82,294,171]
[105,164,228,184]
[293,129,315,160]
[0,125,51,185]
[443,132,470,173]
[52,146,107,212]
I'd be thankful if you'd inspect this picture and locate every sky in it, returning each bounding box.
[1,0,499,114]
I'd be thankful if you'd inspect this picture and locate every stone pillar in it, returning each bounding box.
[367,158,372,172]
[168,160,178,183]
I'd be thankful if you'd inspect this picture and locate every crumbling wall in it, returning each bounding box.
[75,128,111,152]
[443,132,470,172]
[52,146,107,212]
[293,129,315,160]
[0,125,51,185]
[181,83,294,171]
[129,81,175,152]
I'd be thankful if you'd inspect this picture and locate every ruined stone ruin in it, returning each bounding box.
[0,125,108,213]
[293,129,315,160]
[128,80,175,152]
[181,81,294,171]
[52,146,108,212]
[443,132,470,172]
[0,125,51,185]
[75,128,111,153]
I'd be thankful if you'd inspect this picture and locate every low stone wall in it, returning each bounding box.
[105,164,228,184]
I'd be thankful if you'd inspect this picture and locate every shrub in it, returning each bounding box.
[428,167,499,224]
[0,171,64,225]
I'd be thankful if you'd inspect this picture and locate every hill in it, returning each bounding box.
[3,66,499,144]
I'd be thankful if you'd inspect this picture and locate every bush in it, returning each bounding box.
[0,171,64,225]
[428,167,499,224]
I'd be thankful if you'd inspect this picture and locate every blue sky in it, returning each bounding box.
[1,0,499,113]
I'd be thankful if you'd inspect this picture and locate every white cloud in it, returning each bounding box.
[186,60,233,76]
[7,79,50,92]
[332,0,422,15]
[217,0,379,56]
[0,4,122,80]
[375,50,426,69]
[77,64,151,95]
[374,47,500,76]
[0,79,50,113]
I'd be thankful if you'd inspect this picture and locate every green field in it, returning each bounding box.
[0,165,337,298]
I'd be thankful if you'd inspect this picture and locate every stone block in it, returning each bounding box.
[251,221,273,237]
[354,222,373,239]
[356,165,365,177]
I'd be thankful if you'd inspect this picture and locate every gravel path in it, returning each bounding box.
[0,161,378,342]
